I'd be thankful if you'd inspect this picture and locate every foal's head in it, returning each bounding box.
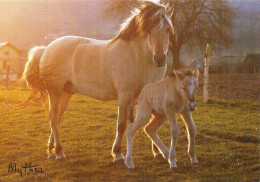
[175,69,199,111]
[112,1,174,67]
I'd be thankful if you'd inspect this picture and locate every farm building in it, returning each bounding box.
[243,54,260,73]
[0,42,25,81]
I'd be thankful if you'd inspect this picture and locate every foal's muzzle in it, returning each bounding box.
[154,54,166,67]
[188,102,197,111]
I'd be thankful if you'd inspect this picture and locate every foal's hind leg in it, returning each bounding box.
[125,106,152,168]
[127,99,137,123]
[148,114,168,158]
[180,106,198,164]
[144,114,169,159]
[48,92,72,160]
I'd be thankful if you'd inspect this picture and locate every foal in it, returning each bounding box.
[125,69,199,168]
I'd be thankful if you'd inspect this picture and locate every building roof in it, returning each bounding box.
[0,42,21,53]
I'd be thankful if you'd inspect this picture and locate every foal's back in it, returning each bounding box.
[137,76,183,115]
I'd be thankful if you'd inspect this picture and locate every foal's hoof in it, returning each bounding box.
[169,159,177,168]
[154,153,164,160]
[126,163,135,169]
[113,154,125,163]
[47,154,56,161]
[191,157,198,164]
[56,153,67,161]
[125,158,135,169]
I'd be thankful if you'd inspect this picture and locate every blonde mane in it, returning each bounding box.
[111,1,173,42]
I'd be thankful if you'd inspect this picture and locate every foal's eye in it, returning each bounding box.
[182,86,186,90]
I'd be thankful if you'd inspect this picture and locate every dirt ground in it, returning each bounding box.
[198,73,259,100]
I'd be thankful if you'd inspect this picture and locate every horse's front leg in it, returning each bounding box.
[166,109,179,168]
[180,106,198,164]
[112,97,131,162]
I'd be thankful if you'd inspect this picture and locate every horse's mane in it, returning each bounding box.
[111,1,173,43]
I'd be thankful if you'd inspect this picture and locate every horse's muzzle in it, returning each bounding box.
[154,54,166,67]
[188,102,197,111]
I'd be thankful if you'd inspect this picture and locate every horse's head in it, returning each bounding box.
[175,69,199,111]
[144,3,174,67]
[147,19,173,67]
[112,2,174,67]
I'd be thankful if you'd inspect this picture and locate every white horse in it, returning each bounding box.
[22,1,174,161]
[125,69,199,168]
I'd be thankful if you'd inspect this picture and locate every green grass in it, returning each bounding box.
[0,87,259,182]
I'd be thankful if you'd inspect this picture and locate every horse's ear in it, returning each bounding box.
[175,70,185,80]
[166,5,174,18]
[193,69,200,80]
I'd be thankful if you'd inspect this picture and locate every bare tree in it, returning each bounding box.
[104,0,234,69]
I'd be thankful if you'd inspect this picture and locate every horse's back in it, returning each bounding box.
[39,36,90,93]
[39,36,116,98]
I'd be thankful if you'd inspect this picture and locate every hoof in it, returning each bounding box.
[47,154,56,161]
[169,159,177,168]
[113,154,125,163]
[125,158,135,169]
[126,163,135,169]
[154,153,164,159]
[191,157,198,164]
[56,153,66,161]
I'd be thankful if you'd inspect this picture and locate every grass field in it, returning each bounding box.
[0,84,259,181]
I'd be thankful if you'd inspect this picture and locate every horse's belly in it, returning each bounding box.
[73,79,117,101]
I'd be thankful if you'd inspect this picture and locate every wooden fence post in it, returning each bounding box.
[6,65,9,88]
[203,44,210,102]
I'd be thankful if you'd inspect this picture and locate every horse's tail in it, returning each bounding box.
[23,46,46,91]
[4,46,48,110]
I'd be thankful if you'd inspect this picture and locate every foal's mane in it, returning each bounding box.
[111,1,173,43]
[168,68,196,78]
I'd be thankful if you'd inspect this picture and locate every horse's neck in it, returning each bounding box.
[110,37,166,82]
[131,38,153,63]
[112,38,153,65]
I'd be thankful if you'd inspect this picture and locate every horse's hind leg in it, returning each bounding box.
[180,107,198,164]
[58,92,72,124]
[47,93,66,160]
[48,92,72,160]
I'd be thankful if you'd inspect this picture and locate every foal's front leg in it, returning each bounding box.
[180,106,198,164]
[166,109,179,168]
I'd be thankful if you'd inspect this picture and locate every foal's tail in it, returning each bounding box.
[4,46,48,110]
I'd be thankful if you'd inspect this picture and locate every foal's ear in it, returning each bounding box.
[175,70,185,80]
[193,69,200,80]
[168,69,176,77]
